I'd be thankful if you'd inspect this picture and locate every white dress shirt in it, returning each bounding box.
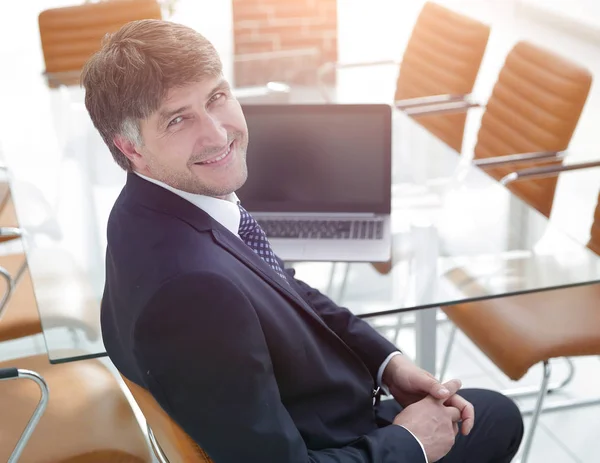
[135,172,427,462]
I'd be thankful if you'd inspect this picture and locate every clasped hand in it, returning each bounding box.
[382,355,475,462]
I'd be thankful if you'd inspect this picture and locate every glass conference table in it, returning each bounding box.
[3,88,600,374]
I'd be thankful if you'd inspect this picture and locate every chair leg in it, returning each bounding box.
[337,263,351,304]
[14,258,28,286]
[392,313,406,346]
[519,361,551,463]
[503,357,575,399]
[0,369,49,463]
[438,324,457,381]
[148,425,169,463]
[326,262,337,296]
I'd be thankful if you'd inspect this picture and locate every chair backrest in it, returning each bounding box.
[395,2,490,151]
[121,376,214,463]
[474,41,592,217]
[38,0,162,86]
[588,191,600,255]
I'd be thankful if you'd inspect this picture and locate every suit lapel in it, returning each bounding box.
[211,228,318,313]
[126,173,330,328]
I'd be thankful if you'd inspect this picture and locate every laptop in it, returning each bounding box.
[237,103,392,262]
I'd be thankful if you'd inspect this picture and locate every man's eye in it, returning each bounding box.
[208,92,225,104]
[168,116,184,127]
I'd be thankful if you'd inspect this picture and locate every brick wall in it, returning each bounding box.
[232,0,337,87]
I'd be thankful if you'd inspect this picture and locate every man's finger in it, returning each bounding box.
[434,378,461,401]
[445,406,461,423]
[453,422,459,436]
[462,409,475,436]
[445,394,475,435]
[408,369,450,400]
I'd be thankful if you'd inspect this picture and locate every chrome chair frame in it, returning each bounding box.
[147,425,169,463]
[0,368,49,463]
[316,58,477,114]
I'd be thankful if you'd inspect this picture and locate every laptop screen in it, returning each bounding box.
[237,104,392,214]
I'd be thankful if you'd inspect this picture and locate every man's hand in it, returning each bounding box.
[393,379,463,462]
[382,354,475,435]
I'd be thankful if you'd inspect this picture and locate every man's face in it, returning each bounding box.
[127,76,249,198]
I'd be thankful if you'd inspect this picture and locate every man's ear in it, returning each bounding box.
[113,135,145,169]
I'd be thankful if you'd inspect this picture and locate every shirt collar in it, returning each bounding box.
[134,172,241,237]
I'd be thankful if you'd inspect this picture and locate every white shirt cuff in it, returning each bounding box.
[399,426,429,463]
[378,352,427,462]
[377,351,402,392]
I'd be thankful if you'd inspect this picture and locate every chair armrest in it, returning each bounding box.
[403,99,482,116]
[474,151,567,169]
[317,59,402,102]
[0,227,22,243]
[500,160,600,185]
[395,93,473,110]
[0,265,15,321]
[0,368,49,463]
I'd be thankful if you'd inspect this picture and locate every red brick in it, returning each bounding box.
[232,0,337,84]
[278,38,322,50]
[232,4,273,22]
[235,36,280,55]
[255,25,304,41]
[303,23,336,38]
[301,15,336,28]
[271,8,319,21]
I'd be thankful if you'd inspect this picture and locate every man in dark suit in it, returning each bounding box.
[82,19,523,462]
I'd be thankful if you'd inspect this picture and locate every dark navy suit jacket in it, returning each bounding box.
[101,173,424,462]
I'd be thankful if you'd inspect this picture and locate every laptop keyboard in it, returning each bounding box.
[258,219,384,240]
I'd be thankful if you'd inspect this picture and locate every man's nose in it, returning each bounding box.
[197,113,228,147]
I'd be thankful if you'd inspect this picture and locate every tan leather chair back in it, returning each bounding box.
[121,376,214,463]
[475,41,592,217]
[588,191,600,255]
[39,0,162,85]
[395,2,490,151]
[0,185,18,229]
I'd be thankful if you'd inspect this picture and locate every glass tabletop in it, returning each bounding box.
[294,109,600,317]
[2,84,600,364]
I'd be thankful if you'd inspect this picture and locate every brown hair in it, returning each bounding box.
[81,19,223,171]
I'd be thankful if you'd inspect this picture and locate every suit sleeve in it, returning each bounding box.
[286,267,399,381]
[132,271,423,463]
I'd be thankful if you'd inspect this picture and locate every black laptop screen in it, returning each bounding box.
[236,104,392,214]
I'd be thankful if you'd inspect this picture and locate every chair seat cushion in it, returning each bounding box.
[443,284,600,380]
[0,355,150,462]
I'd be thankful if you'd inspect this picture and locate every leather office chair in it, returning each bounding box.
[317,1,490,152]
[441,160,600,463]
[0,356,151,462]
[0,183,104,345]
[122,376,214,463]
[469,41,592,218]
[407,40,592,218]
[0,241,151,462]
[0,255,42,342]
[0,182,14,227]
[0,184,40,343]
[38,0,162,87]
[371,41,592,278]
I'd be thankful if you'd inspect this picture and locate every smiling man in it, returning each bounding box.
[83,20,523,463]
